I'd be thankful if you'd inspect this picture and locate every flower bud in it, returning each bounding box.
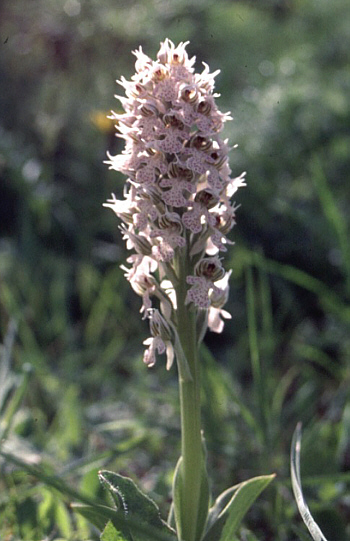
[169,41,190,65]
[157,42,169,64]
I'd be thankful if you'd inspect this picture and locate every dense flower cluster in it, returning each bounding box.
[104,39,245,367]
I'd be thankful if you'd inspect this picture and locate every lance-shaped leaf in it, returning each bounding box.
[98,470,176,541]
[101,520,129,541]
[172,455,210,541]
[290,423,328,541]
[202,474,275,541]
[72,502,132,538]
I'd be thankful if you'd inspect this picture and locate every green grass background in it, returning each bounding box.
[1,0,350,539]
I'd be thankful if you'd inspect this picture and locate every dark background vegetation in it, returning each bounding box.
[1,0,350,539]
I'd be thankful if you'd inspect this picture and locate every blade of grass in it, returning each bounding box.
[0,320,17,410]
[201,344,261,440]
[0,451,176,541]
[258,263,274,362]
[311,154,350,295]
[0,364,32,441]
[245,249,350,323]
[245,266,268,444]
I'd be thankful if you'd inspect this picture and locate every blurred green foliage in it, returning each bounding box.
[1,0,350,539]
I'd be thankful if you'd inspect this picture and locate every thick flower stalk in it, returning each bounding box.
[104,39,245,541]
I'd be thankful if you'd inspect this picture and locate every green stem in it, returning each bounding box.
[174,249,204,541]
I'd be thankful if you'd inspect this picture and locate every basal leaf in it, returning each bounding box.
[202,474,275,541]
[290,423,328,541]
[204,484,239,534]
[98,470,176,541]
[72,502,130,535]
[172,455,209,541]
[73,502,175,541]
[101,520,128,541]
[0,450,100,506]
[219,474,275,541]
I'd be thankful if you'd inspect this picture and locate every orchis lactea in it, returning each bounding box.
[104,39,246,541]
[105,39,246,369]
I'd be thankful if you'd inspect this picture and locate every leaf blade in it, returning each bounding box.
[100,520,129,541]
[219,474,275,541]
[99,470,176,541]
[290,423,328,541]
[202,474,275,541]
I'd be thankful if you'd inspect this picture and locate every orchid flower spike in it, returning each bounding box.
[104,39,246,368]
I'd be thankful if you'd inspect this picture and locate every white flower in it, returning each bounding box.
[105,39,246,360]
[143,309,175,369]
[208,271,232,332]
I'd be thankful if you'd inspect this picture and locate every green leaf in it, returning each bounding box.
[38,488,72,538]
[1,452,175,540]
[0,450,101,506]
[196,460,210,541]
[311,154,350,293]
[173,455,209,541]
[219,474,275,541]
[204,484,239,535]
[101,520,128,541]
[73,501,175,541]
[246,249,350,323]
[71,503,126,534]
[202,474,275,541]
[172,457,184,540]
[290,423,328,541]
[0,360,32,441]
[98,470,177,541]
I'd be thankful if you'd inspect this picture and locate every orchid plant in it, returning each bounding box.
[93,39,275,541]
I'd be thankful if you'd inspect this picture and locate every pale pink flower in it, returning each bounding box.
[208,271,232,332]
[186,276,220,309]
[143,309,174,369]
[104,40,246,366]
[143,336,166,367]
[185,257,226,309]
[122,255,157,316]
